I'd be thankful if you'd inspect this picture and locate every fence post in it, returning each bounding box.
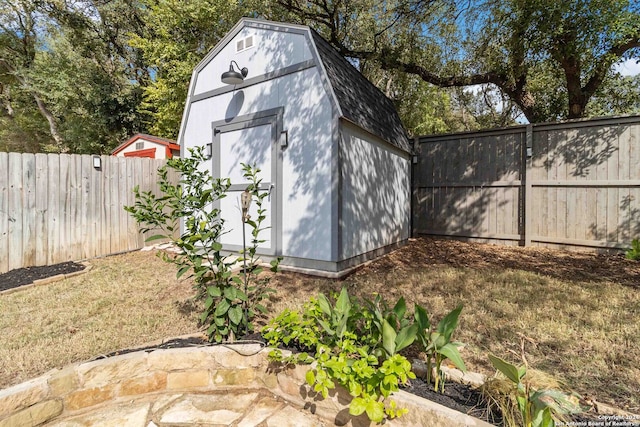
[411,137,419,238]
[523,124,533,246]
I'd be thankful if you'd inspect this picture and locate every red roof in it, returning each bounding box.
[111,133,180,158]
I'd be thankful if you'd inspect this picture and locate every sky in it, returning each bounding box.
[615,58,640,76]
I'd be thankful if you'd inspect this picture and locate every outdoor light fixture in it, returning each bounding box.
[93,155,101,169]
[221,60,248,85]
[280,130,288,148]
[205,142,213,159]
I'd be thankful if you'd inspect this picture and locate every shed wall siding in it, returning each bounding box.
[339,122,410,260]
[182,66,334,262]
[193,27,313,96]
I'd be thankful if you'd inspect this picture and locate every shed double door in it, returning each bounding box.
[212,109,282,255]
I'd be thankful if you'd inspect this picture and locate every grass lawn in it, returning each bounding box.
[1,237,638,415]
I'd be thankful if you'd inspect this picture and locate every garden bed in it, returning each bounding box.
[91,336,624,426]
[0,345,495,427]
[0,261,86,292]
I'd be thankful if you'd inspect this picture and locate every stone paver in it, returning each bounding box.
[149,394,183,414]
[38,391,329,427]
[236,395,285,427]
[47,402,150,427]
[0,399,63,427]
[158,392,258,425]
[265,405,327,427]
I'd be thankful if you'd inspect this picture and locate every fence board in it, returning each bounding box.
[22,154,36,266]
[106,157,119,254]
[60,154,72,262]
[113,157,126,252]
[0,153,8,272]
[631,126,640,238]
[414,115,640,251]
[90,155,102,258]
[34,154,48,265]
[139,159,151,247]
[606,133,620,244]
[79,155,90,259]
[8,153,23,271]
[125,158,138,251]
[68,155,81,260]
[47,155,60,264]
[0,155,173,274]
[110,156,121,253]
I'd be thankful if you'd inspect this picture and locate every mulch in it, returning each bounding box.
[0,261,86,292]
[352,236,640,289]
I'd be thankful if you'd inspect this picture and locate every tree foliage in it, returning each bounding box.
[0,0,64,151]
[0,0,147,153]
[1,0,639,152]
[276,0,640,123]
[129,0,269,139]
[29,31,144,153]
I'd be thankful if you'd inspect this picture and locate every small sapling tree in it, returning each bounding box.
[125,146,279,342]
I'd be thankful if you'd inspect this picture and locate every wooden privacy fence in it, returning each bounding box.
[412,115,640,250]
[0,153,175,274]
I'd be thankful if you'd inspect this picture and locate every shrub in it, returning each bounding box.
[263,289,471,422]
[625,238,640,260]
[263,288,417,424]
[125,147,279,342]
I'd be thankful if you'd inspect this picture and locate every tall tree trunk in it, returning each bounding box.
[1,59,65,151]
[0,83,15,117]
[33,92,65,152]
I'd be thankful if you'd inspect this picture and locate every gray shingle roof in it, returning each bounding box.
[311,30,411,153]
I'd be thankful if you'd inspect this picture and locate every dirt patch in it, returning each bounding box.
[352,237,639,289]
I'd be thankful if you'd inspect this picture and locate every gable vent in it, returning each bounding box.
[236,35,254,53]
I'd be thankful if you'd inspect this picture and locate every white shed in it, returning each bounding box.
[178,18,411,277]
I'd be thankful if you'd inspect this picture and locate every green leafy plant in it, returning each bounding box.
[262,301,323,353]
[262,288,416,424]
[363,294,419,359]
[314,287,358,342]
[414,304,466,392]
[125,147,278,342]
[486,354,587,427]
[625,238,640,260]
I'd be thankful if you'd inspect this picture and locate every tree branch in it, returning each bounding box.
[584,37,640,96]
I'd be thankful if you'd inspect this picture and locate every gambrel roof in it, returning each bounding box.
[309,29,411,153]
[183,18,410,154]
